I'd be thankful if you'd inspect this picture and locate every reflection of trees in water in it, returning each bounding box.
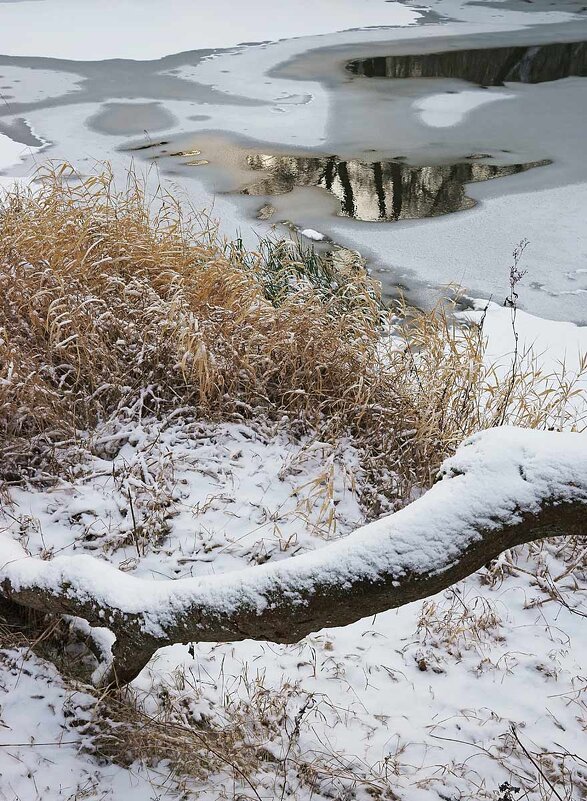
[243,154,548,221]
[347,41,587,85]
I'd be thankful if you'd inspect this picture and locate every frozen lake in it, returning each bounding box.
[0,0,586,321]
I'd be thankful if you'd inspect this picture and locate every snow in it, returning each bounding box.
[462,299,587,366]
[415,90,515,128]
[300,227,325,241]
[0,130,38,172]
[0,0,421,61]
[139,580,587,800]
[331,181,587,324]
[0,127,42,191]
[5,420,364,579]
[459,299,587,418]
[0,649,183,800]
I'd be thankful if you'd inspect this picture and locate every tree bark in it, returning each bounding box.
[1,427,586,686]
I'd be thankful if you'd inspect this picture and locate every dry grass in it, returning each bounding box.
[416,588,504,661]
[86,658,402,801]
[0,163,381,478]
[1,163,584,509]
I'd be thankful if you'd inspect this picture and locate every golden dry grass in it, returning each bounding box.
[0,163,584,506]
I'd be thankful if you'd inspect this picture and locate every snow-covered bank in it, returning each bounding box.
[1,278,585,800]
[459,300,587,418]
[463,300,587,371]
[0,129,40,189]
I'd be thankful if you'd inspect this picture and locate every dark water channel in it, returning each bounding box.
[346,40,587,85]
[241,154,549,222]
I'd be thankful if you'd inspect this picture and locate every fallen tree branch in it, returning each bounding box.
[1,426,586,685]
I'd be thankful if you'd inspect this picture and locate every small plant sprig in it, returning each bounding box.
[504,238,529,309]
[496,239,529,425]
[497,781,521,801]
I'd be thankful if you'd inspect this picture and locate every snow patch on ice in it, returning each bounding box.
[415,90,515,128]
[300,228,325,241]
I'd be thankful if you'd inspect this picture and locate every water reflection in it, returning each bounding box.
[347,41,587,86]
[241,154,549,221]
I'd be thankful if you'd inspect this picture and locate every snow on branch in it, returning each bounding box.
[1,427,586,685]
